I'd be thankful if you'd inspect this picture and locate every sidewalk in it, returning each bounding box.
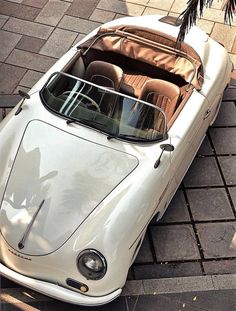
[0,0,236,310]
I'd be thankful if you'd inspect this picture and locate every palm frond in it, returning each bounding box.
[177,0,235,44]
[199,0,205,15]
[222,0,236,24]
[177,0,199,44]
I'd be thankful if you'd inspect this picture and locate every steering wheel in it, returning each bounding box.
[61,91,100,112]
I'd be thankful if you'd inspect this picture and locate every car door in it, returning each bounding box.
[168,89,211,187]
[208,94,223,125]
[155,143,177,220]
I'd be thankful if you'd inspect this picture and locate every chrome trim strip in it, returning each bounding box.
[18,199,45,250]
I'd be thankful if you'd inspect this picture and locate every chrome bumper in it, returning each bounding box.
[0,263,122,306]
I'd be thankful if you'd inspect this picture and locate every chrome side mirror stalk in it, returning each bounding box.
[15,90,30,116]
[154,143,174,168]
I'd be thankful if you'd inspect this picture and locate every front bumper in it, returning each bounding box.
[0,263,122,306]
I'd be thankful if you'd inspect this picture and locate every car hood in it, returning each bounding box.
[0,120,138,256]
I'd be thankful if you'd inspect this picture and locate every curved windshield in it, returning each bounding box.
[40,72,167,143]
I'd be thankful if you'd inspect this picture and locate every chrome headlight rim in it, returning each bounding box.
[77,249,107,280]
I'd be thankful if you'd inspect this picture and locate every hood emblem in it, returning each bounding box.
[18,199,45,250]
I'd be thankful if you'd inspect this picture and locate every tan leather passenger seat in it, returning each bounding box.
[139,79,180,123]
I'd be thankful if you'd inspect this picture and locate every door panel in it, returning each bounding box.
[168,90,210,186]
[209,94,222,125]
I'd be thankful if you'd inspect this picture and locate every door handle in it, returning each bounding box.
[204,109,211,120]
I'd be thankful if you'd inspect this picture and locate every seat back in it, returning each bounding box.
[70,56,85,78]
[139,79,180,123]
[83,61,124,115]
[84,60,123,91]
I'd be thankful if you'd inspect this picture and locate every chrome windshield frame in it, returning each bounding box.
[40,71,168,143]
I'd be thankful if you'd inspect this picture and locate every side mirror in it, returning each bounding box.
[154,143,174,168]
[160,144,174,152]
[15,90,31,116]
[18,90,30,99]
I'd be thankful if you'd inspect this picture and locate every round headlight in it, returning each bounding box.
[77,250,107,280]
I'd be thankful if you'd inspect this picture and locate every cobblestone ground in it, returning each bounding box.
[130,88,236,279]
[0,0,236,296]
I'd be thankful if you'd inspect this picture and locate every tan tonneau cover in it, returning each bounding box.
[80,25,204,90]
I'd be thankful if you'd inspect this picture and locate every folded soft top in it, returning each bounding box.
[79,25,204,90]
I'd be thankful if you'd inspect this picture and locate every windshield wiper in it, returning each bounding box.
[66,118,106,128]
[107,134,150,142]
[66,119,76,125]
[107,133,164,142]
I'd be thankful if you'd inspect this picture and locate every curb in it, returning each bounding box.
[122,274,236,296]
[1,274,236,304]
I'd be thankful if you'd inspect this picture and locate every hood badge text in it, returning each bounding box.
[8,248,32,261]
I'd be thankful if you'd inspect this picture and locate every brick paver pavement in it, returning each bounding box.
[0,0,236,307]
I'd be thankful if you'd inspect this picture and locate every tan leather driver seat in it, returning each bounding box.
[139,79,180,123]
[84,60,123,91]
[82,60,124,115]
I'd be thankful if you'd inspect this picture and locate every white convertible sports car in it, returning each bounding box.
[0,15,233,306]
